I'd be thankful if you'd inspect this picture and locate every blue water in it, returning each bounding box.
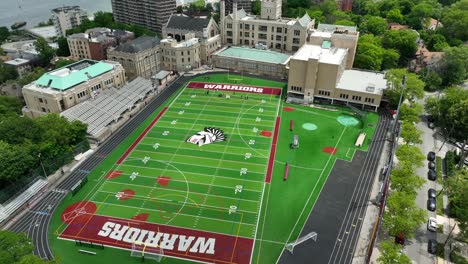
[0,0,112,29]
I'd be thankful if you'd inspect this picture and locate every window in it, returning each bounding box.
[245,32,250,38]
[258,33,267,40]
[259,26,267,32]
[252,25,255,30]
[77,90,87,99]
[339,93,349,99]
[290,86,303,92]
[181,51,184,56]
[182,58,184,63]
[240,24,243,29]
[227,38,233,44]
[38,98,43,103]
[227,31,233,37]
[41,107,46,112]
[188,51,190,55]
[244,39,249,45]
[294,30,300,36]
[276,35,282,41]
[227,23,232,29]
[352,95,362,101]
[276,28,282,33]
[318,90,331,97]
[245,24,250,30]
[275,43,281,49]
[293,38,300,44]
[365,97,375,103]
[240,32,242,37]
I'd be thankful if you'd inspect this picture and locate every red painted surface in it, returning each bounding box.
[265,117,281,183]
[260,130,272,137]
[116,107,168,164]
[323,146,338,155]
[105,170,123,179]
[117,189,135,201]
[186,81,282,95]
[156,176,171,186]
[61,201,97,225]
[59,214,254,264]
[131,213,150,222]
[283,107,295,112]
[290,120,294,131]
[283,163,290,181]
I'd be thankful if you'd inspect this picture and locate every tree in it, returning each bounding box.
[354,34,384,70]
[400,122,422,145]
[382,49,400,70]
[385,69,425,107]
[0,26,9,43]
[445,169,468,239]
[56,36,70,57]
[405,3,435,30]
[360,16,388,36]
[425,87,468,141]
[0,64,18,84]
[436,46,468,86]
[399,103,423,124]
[383,30,418,65]
[383,191,427,238]
[390,162,425,195]
[0,117,43,144]
[377,240,412,264]
[422,70,442,91]
[34,37,55,67]
[441,0,468,42]
[93,11,114,28]
[17,67,45,86]
[386,9,404,23]
[419,30,448,52]
[396,145,426,168]
[0,96,22,118]
[252,0,261,15]
[0,230,34,263]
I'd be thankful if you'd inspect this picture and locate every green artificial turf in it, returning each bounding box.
[49,74,377,264]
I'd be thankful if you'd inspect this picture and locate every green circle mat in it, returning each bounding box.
[302,123,318,130]
[337,115,359,126]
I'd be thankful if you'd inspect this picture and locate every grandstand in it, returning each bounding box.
[0,177,48,223]
[61,77,155,141]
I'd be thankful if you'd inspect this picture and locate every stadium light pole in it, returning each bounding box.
[38,153,47,178]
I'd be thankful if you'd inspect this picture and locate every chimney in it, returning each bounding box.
[233,1,238,20]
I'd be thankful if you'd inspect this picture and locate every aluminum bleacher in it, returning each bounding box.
[0,178,48,223]
[61,77,154,138]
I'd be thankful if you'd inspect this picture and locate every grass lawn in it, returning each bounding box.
[49,73,377,264]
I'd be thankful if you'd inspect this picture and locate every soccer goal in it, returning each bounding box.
[227,68,244,83]
[285,232,318,254]
[131,241,164,262]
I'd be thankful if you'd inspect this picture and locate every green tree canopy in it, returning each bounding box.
[0,96,22,118]
[436,46,468,86]
[251,0,261,15]
[360,16,388,36]
[383,29,418,65]
[383,191,427,238]
[441,0,468,42]
[377,240,412,264]
[400,122,423,145]
[34,37,55,67]
[390,161,425,195]
[0,64,18,84]
[0,26,9,43]
[0,230,34,263]
[445,169,468,239]
[399,103,423,124]
[386,9,404,23]
[384,69,425,107]
[56,36,70,57]
[396,144,425,168]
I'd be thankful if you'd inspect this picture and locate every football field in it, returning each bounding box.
[56,80,283,264]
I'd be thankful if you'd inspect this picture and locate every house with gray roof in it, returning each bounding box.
[108,36,162,80]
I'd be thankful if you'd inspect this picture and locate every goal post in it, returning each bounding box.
[285,232,318,254]
[130,241,164,262]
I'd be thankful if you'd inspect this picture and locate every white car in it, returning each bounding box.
[427,217,437,232]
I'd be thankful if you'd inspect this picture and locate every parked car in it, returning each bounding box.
[427,151,436,161]
[427,198,436,211]
[428,161,436,170]
[428,169,436,181]
[428,239,437,254]
[428,188,437,199]
[427,217,437,232]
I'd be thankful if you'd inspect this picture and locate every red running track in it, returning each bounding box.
[265,116,281,183]
[116,107,168,164]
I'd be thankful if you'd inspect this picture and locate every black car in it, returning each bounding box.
[427,151,436,161]
[428,188,437,199]
[428,169,436,181]
[428,239,437,254]
[427,198,436,211]
[428,161,436,170]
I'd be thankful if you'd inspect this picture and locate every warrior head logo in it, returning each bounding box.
[187,127,226,146]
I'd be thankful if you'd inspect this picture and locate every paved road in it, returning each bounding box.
[402,94,444,264]
[279,109,391,264]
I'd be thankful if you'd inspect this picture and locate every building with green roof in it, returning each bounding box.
[212,46,290,78]
[22,60,126,118]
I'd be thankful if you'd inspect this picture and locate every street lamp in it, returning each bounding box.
[38,153,47,178]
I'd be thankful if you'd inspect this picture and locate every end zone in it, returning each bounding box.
[59,214,254,264]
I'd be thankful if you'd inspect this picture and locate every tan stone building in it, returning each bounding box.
[287,44,387,111]
[163,14,221,64]
[51,6,88,36]
[160,37,201,72]
[308,24,359,69]
[220,0,314,52]
[22,60,126,117]
[107,36,161,80]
